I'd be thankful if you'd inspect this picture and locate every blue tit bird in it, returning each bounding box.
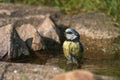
[63,28,84,68]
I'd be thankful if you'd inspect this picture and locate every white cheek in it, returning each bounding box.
[72,34,77,40]
[66,34,78,40]
[66,34,72,40]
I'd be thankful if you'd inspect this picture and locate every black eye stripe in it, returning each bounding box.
[66,32,72,34]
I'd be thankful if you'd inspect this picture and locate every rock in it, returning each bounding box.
[13,14,61,54]
[55,12,120,39]
[0,2,61,60]
[0,14,47,60]
[0,24,29,60]
[14,17,45,51]
[0,24,11,59]
[0,3,61,55]
[0,9,12,16]
[0,62,117,80]
[0,3,61,18]
[48,70,95,80]
[0,62,63,80]
[37,15,61,54]
[46,70,117,80]
[32,31,45,51]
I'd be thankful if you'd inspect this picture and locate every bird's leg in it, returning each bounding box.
[70,57,78,70]
[66,60,71,64]
[76,58,82,69]
[66,54,72,64]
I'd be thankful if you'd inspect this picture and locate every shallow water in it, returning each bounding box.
[10,35,120,79]
[27,52,120,79]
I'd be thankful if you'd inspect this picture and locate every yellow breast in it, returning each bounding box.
[62,41,81,58]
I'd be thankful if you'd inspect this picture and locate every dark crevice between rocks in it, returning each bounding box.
[41,15,67,55]
[50,13,68,44]
[42,36,61,55]
[9,26,29,59]
[0,25,31,62]
[57,25,68,44]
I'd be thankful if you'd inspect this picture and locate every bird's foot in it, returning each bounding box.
[66,60,72,64]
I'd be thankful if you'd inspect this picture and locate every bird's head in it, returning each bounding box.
[65,28,80,41]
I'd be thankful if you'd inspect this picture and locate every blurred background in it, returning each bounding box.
[0,0,120,27]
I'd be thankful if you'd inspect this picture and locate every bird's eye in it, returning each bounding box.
[66,32,72,34]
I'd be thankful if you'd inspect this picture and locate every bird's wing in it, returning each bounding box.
[79,42,84,53]
[70,42,84,65]
[70,42,81,57]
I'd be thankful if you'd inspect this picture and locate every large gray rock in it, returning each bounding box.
[0,62,117,80]
[13,14,61,54]
[37,15,60,54]
[55,12,120,39]
[14,17,45,51]
[0,24,29,60]
[0,24,11,59]
[0,2,61,60]
[0,62,63,80]
[0,15,47,60]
